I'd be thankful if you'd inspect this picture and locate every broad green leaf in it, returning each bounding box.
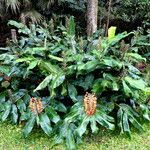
[0,92,6,103]
[11,104,18,124]
[92,78,111,93]
[1,102,11,121]
[27,60,39,71]
[120,104,139,117]
[143,113,150,121]
[108,32,134,46]
[40,61,59,74]
[23,115,36,138]
[67,16,75,36]
[36,115,40,125]
[0,54,16,61]
[124,76,146,90]
[85,60,99,72]
[20,110,31,121]
[117,108,124,133]
[84,75,94,89]
[112,81,119,91]
[16,57,35,63]
[74,75,94,90]
[92,79,103,93]
[96,113,115,130]
[61,85,67,96]
[66,129,76,150]
[0,104,4,112]
[101,80,111,89]
[25,47,46,54]
[90,116,99,133]
[48,54,63,62]
[77,60,99,73]
[108,26,117,40]
[76,116,90,137]
[128,65,141,74]
[140,104,150,121]
[45,106,60,123]
[54,101,67,113]
[126,53,146,62]
[122,80,133,96]
[23,93,31,104]
[0,66,10,74]
[144,87,150,95]
[123,113,130,134]
[128,116,143,131]
[51,74,65,89]
[8,20,31,34]
[34,75,53,92]
[118,104,143,135]
[8,20,25,29]
[39,113,52,136]
[68,84,78,102]
[17,99,26,112]
[64,111,79,123]
[103,58,122,68]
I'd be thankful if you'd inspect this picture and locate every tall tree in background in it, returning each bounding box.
[87,0,98,36]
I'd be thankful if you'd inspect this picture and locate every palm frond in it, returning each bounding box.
[20,10,44,24]
[37,0,55,10]
[0,3,4,17]
[4,0,20,13]
[22,0,32,7]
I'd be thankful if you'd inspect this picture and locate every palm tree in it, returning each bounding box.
[0,0,56,24]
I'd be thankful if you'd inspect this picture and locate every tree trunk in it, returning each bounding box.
[87,0,98,36]
[105,0,112,37]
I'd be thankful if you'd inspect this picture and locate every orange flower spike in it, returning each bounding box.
[36,99,43,114]
[29,97,43,115]
[29,97,37,114]
[84,92,97,116]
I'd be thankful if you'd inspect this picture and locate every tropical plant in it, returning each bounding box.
[0,18,150,149]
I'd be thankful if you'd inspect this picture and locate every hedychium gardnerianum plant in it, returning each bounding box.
[54,92,115,149]
[0,18,150,149]
[23,96,62,138]
[0,47,33,124]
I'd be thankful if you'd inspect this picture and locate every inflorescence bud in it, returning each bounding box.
[84,92,97,116]
[29,97,43,115]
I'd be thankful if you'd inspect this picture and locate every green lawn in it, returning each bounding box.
[0,122,150,150]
